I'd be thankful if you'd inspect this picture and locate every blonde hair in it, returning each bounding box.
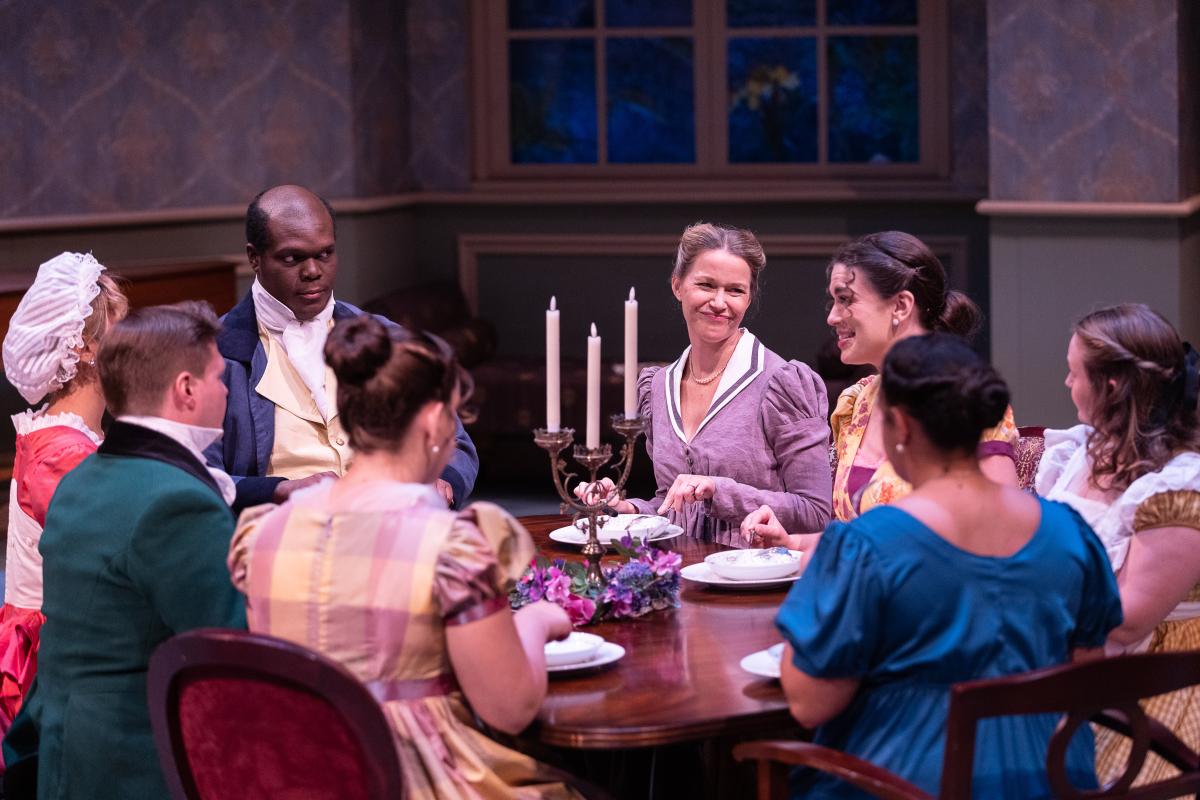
[672,222,766,298]
[49,272,129,398]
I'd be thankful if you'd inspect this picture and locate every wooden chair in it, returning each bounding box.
[733,651,1200,800]
[148,628,403,800]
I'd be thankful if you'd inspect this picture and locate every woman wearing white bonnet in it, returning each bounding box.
[0,252,127,756]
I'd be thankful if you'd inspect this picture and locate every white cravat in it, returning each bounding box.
[252,279,336,422]
[118,415,237,505]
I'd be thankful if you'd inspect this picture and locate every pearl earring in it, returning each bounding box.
[892,318,899,328]
[895,443,905,453]
[431,444,440,455]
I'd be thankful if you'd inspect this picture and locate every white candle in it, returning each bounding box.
[546,296,560,431]
[624,287,638,419]
[587,322,601,448]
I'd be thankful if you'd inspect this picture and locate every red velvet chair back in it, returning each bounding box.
[148,628,402,800]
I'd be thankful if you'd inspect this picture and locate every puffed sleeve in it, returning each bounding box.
[1133,490,1200,533]
[26,441,95,527]
[977,404,1019,462]
[1063,504,1124,649]
[626,366,665,516]
[433,502,536,626]
[227,503,277,595]
[775,520,885,678]
[637,365,659,423]
[708,361,832,532]
[1034,425,1090,497]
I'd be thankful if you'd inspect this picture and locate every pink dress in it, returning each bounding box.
[229,481,581,799]
[0,410,100,748]
[629,331,832,545]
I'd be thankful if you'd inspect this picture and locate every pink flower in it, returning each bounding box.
[544,568,572,603]
[563,593,597,626]
[649,549,682,576]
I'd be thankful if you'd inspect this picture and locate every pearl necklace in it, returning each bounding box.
[688,361,727,385]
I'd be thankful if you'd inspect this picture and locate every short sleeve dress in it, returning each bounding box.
[776,498,1122,799]
[830,375,1019,521]
[0,409,100,747]
[229,480,581,800]
[1036,424,1200,786]
[628,331,832,544]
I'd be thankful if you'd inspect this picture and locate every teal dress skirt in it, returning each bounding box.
[776,499,1123,799]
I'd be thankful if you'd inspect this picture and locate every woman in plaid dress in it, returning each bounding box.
[230,316,579,800]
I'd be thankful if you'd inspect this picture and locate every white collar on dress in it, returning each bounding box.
[117,415,237,505]
[11,405,102,445]
[664,329,764,443]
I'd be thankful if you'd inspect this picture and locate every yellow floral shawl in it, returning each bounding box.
[830,376,1019,521]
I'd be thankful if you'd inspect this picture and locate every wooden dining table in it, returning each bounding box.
[518,514,796,752]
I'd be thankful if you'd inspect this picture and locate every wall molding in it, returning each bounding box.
[0,185,982,235]
[976,194,1200,219]
[456,233,969,315]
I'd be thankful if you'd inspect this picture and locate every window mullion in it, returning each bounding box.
[817,0,829,165]
[595,1,608,165]
[703,0,726,174]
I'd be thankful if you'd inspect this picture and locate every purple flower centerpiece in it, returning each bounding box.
[510,534,683,626]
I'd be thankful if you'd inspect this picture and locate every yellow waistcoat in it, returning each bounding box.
[255,326,353,479]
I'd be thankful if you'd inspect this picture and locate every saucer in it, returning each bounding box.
[740,643,785,679]
[548,525,684,548]
[680,562,800,590]
[546,641,626,674]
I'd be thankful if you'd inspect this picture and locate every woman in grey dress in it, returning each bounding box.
[585,223,832,545]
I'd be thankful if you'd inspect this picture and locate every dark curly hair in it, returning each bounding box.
[324,315,474,454]
[1074,304,1200,492]
[880,332,1010,454]
[829,231,981,340]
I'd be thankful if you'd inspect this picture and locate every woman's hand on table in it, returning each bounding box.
[658,474,716,515]
[573,477,637,514]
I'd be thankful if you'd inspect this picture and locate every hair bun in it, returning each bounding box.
[939,290,982,340]
[325,315,392,386]
[959,368,1009,431]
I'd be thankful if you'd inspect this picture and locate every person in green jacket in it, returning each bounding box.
[3,301,247,800]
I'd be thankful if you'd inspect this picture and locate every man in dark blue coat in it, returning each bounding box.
[205,184,478,511]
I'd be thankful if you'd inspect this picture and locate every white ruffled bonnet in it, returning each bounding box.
[3,252,106,405]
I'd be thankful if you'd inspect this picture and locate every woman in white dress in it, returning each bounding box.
[1035,303,1200,785]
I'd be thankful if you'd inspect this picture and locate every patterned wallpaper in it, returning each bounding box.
[949,0,988,193]
[405,0,471,190]
[987,0,1183,202]
[0,0,409,217]
[10,1,1185,214]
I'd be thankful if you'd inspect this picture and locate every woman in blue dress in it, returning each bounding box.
[775,333,1124,799]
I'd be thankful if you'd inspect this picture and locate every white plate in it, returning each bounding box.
[586,513,672,537]
[740,643,785,679]
[680,561,801,590]
[705,548,802,581]
[547,641,626,674]
[544,631,604,666]
[548,525,684,548]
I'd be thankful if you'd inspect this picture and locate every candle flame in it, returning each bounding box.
[590,323,597,336]
[628,287,636,301]
[549,296,557,311]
